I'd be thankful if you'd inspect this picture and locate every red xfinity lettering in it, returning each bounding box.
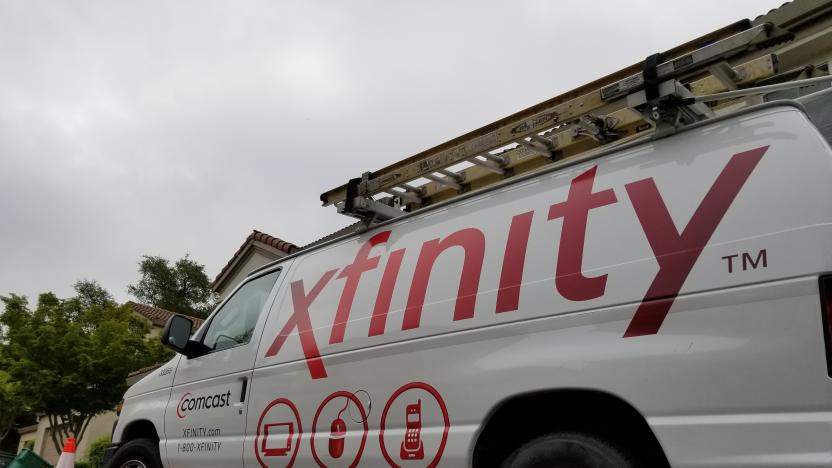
[403,228,486,330]
[548,166,618,301]
[368,248,407,337]
[624,146,768,337]
[265,146,768,379]
[330,231,391,344]
[496,211,535,313]
[264,269,338,379]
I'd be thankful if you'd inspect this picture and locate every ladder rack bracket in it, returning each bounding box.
[572,115,622,143]
[627,79,714,135]
[339,174,406,223]
[337,195,404,224]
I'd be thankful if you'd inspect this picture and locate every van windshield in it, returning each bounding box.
[202,270,280,351]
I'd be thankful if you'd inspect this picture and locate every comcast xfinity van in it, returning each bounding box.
[99,6,832,463]
[102,89,832,467]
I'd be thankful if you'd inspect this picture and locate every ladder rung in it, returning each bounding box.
[708,61,741,90]
[424,173,463,191]
[480,153,508,165]
[528,134,556,149]
[517,139,554,159]
[468,157,506,175]
[437,168,464,182]
[390,188,422,204]
[400,183,425,195]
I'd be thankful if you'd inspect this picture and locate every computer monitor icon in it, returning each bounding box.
[262,422,294,456]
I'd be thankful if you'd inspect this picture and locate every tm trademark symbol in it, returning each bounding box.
[722,249,767,273]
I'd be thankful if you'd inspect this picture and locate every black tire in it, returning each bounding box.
[501,433,636,468]
[105,438,163,468]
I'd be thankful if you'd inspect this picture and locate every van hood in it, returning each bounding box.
[124,355,180,399]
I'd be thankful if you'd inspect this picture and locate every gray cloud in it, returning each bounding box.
[0,0,784,303]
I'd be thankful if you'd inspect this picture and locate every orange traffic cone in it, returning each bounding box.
[55,437,76,468]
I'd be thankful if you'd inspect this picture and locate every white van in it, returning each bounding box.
[101,89,832,468]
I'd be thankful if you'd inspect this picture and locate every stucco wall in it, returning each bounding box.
[16,411,117,464]
[16,428,37,454]
[217,249,279,299]
[79,412,117,459]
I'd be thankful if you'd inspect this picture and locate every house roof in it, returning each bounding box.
[301,221,364,250]
[211,230,298,292]
[127,301,205,329]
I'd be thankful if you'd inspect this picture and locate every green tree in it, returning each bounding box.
[127,255,219,318]
[0,370,25,445]
[0,281,170,454]
[0,315,24,446]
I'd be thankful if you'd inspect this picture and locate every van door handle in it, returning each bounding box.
[232,377,248,415]
[239,376,248,403]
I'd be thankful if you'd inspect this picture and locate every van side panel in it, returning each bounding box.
[112,387,173,464]
[247,107,832,467]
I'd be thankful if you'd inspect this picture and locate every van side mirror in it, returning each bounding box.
[161,315,207,359]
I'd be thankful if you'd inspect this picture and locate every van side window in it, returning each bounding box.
[202,270,280,352]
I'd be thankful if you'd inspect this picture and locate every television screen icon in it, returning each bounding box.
[262,422,294,456]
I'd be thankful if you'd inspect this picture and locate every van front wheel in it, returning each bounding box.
[105,438,163,468]
[501,433,636,468]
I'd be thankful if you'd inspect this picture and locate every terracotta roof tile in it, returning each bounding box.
[250,230,298,253]
[212,230,298,289]
[301,222,364,250]
[127,301,205,329]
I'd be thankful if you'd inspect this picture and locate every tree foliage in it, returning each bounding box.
[0,370,26,445]
[0,312,28,446]
[128,255,218,318]
[0,281,170,454]
[84,435,111,468]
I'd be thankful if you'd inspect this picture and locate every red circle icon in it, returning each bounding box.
[379,382,450,468]
[255,398,303,468]
[176,392,191,419]
[311,391,369,468]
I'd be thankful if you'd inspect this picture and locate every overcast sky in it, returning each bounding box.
[0,0,786,304]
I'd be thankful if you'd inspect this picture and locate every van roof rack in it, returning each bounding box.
[321,5,832,224]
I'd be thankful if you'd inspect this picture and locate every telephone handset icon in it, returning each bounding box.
[400,399,425,460]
